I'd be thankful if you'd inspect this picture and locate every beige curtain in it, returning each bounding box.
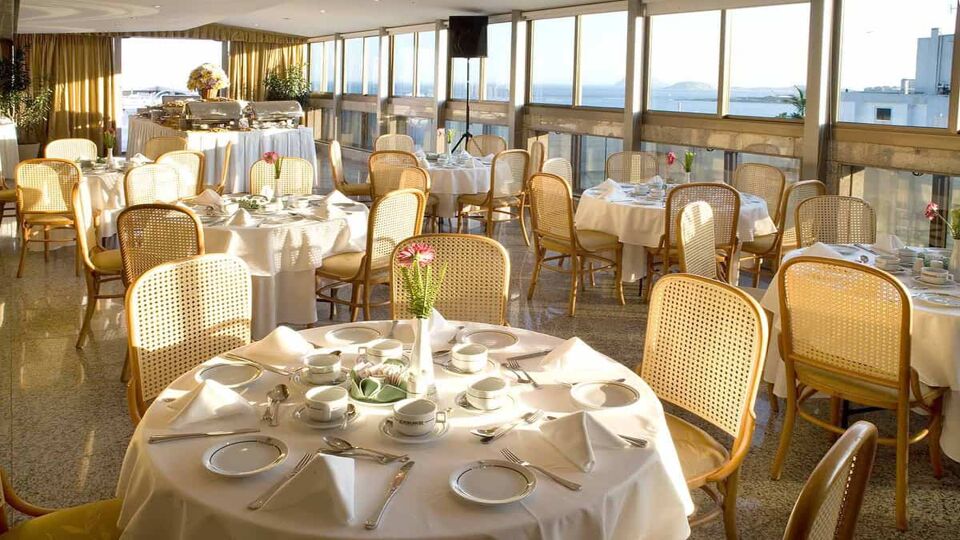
[130,23,306,45]
[228,42,305,101]
[15,34,116,147]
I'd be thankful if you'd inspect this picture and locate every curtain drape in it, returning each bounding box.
[228,42,305,101]
[128,23,306,45]
[15,34,116,147]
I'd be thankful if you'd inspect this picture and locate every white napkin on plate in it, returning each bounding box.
[539,337,620,383]
[260,184,275,200]
[239,325,314,365]
[224,208,260,228]
[540,412,628,472]
[325,190,354,207]
[166,380,256,429]
[872,233,906,255]
[193,188,223,207]
[262,453,355,523]
[130,153,152,165]
[803,242,843,259]
[594,179,627,200]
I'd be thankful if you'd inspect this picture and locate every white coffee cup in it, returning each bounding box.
[466,377,508,411]
[921,267,954,284]
[392,398,447,437]
[451,343,488,373]
[303,352,342,384]
[876,255,900,270]
[304,386,348,422]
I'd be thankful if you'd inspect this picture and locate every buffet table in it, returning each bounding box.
[0,122,19,181]
[126,117,318,194]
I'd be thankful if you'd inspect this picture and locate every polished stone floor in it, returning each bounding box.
[0,156,957,538]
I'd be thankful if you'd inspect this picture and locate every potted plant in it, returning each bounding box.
[0,48,52,161]
[187,64,229,100]
[263,64,310,109]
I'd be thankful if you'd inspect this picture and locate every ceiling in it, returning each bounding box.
[17,0,596,36]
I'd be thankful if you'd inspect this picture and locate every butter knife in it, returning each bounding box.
[365,461,415,530]
[221,352,293,377]
[506,350,551,361]
[148,428,260,444]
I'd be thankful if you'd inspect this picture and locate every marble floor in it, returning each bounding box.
[0,156,957,538]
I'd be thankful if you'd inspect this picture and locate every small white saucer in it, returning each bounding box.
[455,391,517,414]
[379,416,450,444]
[440,358,498,377]
[292,367,350,388]
[461,329,518,350]
[195,362,262,388]
[293,404,360,429]
[910,276,957,289]
[202,435,287,477]
[450,460,536,506]
[570,381,641,409]
[325,325,382,345]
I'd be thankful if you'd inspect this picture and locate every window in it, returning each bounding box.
[444,122,509,150]
[393,33,415,96]
[839,0,955,128]
[416,31,436,97]
[394,116,437,151]
[640,142,726,182]
[727,4,810,118]
[364,36,380,95]
[119,37,223,151]
[648,11,721,114]
[580,136,623,189]
[739,152,800,183]
[484,23,511,102]
[323,41,335,93]
[451,58,480,100]
[579,12,627,108]
[309,41,335,94]
[344,38,363,94]
[530,17,575,105]
[340,110,364,148]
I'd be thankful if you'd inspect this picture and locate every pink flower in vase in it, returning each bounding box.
[924,202,940,221]
[262,151,280,164]
[396,242,436,267]
[666,151,677,166]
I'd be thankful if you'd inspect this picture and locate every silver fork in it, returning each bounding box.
[506,358,541,389]
[247,451,315,510]
[500,448,581,491]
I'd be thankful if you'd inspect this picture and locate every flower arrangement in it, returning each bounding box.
[396,242,446,319]
[262,151,283,180]
[102,127,116,150]
[681,151,695,173]
[924,202,960,240]
[187,64,229,96]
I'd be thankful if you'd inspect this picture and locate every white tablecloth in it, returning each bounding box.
[760,246,960,462]
[426,161,515,218]
[574,186,777,282]
[116,321,693,540]
[0,122,19,181]
[126,117,319,194]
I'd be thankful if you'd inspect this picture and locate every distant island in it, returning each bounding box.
[662,81,715,91]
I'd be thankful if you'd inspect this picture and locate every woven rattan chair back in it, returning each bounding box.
[529,141,545,175]
[329,140,347,190]
[733,163,786,222]
[398,167,431,194]
[44,138,97,161]
[677,201,719,280]
[375,134,416,153]
[390,234,510,325]
[72,181,100,270]
[370,151,419,199]
[529,172,575,245]
[779,256,909,387]
[542,158,574,185]
[124,163,181,206]
[641,274,767,440]
[143,136,188,161]
[117,203,205,286]
[783,421,878,540]
[466,134,507,157]
[15,159,80,215]
[126,254,251,409]
[157,150,205,198]
[605,151,658,184]
[250,157,314,196]
[777,180,827,252]
[366,189,426,271]
[665,182,740,249]
[490,149,529,198]
[796,196,876,248]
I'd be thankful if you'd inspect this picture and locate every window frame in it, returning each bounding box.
[447,22,512,104]
[308,39,336,96]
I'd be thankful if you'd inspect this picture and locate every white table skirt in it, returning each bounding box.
[574,189,777,282]
[126,117,319,194]
[0,122,19,181]
[116,320,693,540]
[427,163,516,218]
[760,246,960,462]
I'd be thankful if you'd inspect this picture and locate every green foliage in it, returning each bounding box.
[0,48,52,143]
[263,64,311,109]
[399,261,447,319]
[682,151,695,173]
[950,208,960,240]
[776,86,806,120]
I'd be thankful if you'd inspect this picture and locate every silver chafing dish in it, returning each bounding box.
[184,100,243,130]
[246,100,304,129]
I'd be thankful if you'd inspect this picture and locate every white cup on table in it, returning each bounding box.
[451,343,488,373]
[303,352,342,384]
[920,267,954,285]
[304,386,349,422]
[876,255,900,271]
[391,398,447,437]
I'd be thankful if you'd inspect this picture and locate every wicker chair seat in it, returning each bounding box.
[23,214,72,226]
[0,188,15,201]
[1,498,123,540]
[541,229,619,253]
[457,193,519,206]
[665,413,730,488]
[90,249,123,272]
[741,233,778,255]
[795,364,943,407]
[339,182,372,197]
[318,253,389,282]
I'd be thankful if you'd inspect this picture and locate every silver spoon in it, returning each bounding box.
[264,384,289,427]
[322,436,410,462]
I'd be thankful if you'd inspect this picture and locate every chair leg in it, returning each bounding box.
[929,396,945,479]
[568,254,580,316]
[587,262,596,287]
[16,225,29,278]
[751,256,762,288]
[43,226,49,262]
[770,383,798,480]
[518,196,530,247]
[362,282,373,321]
[120,350,132,382]
[895,404,909,531]
[527,249,543,301]
[766,382,779,415]
[721,471,740,540]
[615,248,625,305]
[829,396,843,443]
[76,272,98,349]
[349,285,361,322]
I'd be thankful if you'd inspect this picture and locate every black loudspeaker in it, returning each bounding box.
[448,16,488,58]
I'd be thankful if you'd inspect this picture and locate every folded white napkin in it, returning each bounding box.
[540,412,627,472]
[482,153,495,163]
[539,337,620,383]
[224,208,259,228]
[239,325,314,365]
[260,184,275,200]
[594,179,627,200]
[166,380,256,429]
[262,453,355,523]
[325,190,353,207]
[193,189,223,207]
[872,233,906,255]
[130,153,152,165]
[417,157,430,169]
[803,242,843,259]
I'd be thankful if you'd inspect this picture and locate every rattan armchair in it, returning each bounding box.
[527,172,625,316]
[741,180,826,287]
[390,234,510,325]
[143,136,188,161]
[329,140,371,199]
[15,159,80,278]
[783,421,878,540]
[465,134,507,157]
[457,149,530,240]
[369,151,419,199]
[605,151,658,183]
[529,140,545,174]
[796,195,876,248]
[125,254,252,424]
[395,167,440,231]
[44,138,97,161]
[733,164,785,226]
[772,257,945,531]
[157,150,205,198]
[117,203,205,286]
[375,133,415,152]
[316,189,425,321]
[250,156,314,196]
[542,158,574,184]
[200,141,233,194]
[640,274,768,539]
[124,163,181,206]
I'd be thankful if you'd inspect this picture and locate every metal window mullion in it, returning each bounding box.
[717,9,730,118]
[931,174,950,247]
[948,2,960,132]
[412,33,420,98]
[573,15,582,107]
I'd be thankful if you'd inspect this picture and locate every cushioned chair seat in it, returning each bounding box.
[0,188,15,202]
[1,498,123,540]
[90,249,123,273]
[741,233,778,255]
[318,252,364,280]
[665,413,729,488]
[339,183,371,197]
[22,214,73,226]
[795,363,943,407]
[542,229,620,254]
[457,193,520,207]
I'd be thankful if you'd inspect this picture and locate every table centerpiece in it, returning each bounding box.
[396,242,447,399]
[187,63,230,101]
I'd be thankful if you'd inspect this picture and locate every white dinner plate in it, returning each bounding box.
[379,417,450,444]
[202,436,287,477]
[570,381,641,409]
[324,326,382,345]
[827,244,858,256]
[293,404,360,429]
[461,329,519,350]
[194,362,262,388]
[910,277,958,289]
[455,391,517,414]
[450,460,536,506]
[914,292,960,308]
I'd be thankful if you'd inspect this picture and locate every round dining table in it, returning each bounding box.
[426,160,517,219]
[116,320,694,539]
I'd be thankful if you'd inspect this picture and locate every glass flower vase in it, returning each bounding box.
[404,317,436,400]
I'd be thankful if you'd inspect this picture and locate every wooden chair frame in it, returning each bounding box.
[456,149,530,242]
[15,158,81,278]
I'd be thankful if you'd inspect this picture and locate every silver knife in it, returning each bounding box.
[221,352,293,377]
[365,461,415,530]
[506,350,551,361]
[148,428,260,444]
